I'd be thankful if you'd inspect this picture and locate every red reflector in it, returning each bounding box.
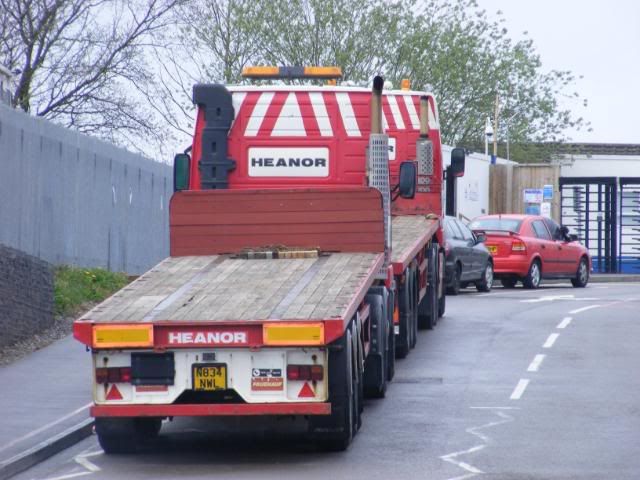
[287,364,323,381]
[106,384,123,401]
[310,365,324,381]
[96,367,132,384]
[107,368,120,383]
[299,365,311,380]
[119,367,132,383]
[298,382,315,398]
[287,365,300,380]
[95,368,108,384]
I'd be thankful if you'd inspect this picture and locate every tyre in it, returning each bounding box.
[363,294,387,398]
[418,245,439,330]
[386,289,395,381]
[571,257,589,288]
[96,417,161,454]
[438,291,446,318]
[409,268,418,347]
[501,277,517,288]
[476,262,494,292]
[446,264,462,295]
[523,260,542,289]
[395,279,411,359]
[310,328,354,451]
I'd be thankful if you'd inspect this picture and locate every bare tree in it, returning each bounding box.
[0,0,180,151]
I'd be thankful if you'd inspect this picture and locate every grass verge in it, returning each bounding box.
[54,266,129,317]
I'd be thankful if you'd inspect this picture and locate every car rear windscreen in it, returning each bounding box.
[470,218,523,232]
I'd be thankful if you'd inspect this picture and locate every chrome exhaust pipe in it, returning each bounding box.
[419,95,429,137]
[371,75,384,134]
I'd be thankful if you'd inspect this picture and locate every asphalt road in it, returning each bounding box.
[15,283,640,480]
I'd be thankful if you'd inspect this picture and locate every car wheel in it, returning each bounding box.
[446,264,462,295]
[438,292,446,318]
[523,260,542,289]
[476,262,494,292]
[501,278,517,288]
[571,257,589,288]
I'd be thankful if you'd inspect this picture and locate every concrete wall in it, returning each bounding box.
[0,105,172,274]
[0,245,53,348]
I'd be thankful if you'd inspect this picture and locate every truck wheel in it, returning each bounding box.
[96,417,161,454]
[386,289,396,381]
[395,279,411,359]
[438,292,446,317]
[352,320,364,430]
[310,328,354,451]
[409,268,418,348]
[364,294,387,398]
[418,244,439,329]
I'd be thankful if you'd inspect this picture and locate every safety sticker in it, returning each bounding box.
[251,368,284,391]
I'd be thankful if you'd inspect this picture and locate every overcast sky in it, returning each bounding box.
[476,0,640,144]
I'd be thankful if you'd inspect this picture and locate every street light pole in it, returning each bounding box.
[484,116,494,164]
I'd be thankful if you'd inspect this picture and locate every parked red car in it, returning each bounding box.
[469,214,591,289]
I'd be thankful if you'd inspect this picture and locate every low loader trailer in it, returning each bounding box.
[73,67,465,452]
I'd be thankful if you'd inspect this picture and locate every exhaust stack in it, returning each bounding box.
[370,76,384,134]
[419,95,430,138]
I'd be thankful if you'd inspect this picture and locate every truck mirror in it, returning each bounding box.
[173,153,191,192]
[450,148,466,177]
[398,161,416,199]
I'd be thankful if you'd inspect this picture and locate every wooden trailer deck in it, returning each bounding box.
[81,252,384,324]
[390,215,439,273]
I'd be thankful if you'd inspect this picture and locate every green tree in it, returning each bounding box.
[387,0,589,161]
[0,0,179,150]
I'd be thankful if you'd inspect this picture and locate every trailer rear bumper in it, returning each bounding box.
[91,402,332,418]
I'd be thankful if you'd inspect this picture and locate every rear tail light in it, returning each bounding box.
[511,240,527,253]
[96,367,132,384]
[287,364,324,381]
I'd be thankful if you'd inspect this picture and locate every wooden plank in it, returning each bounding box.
[390,215,439,267]
[170,188,385,256]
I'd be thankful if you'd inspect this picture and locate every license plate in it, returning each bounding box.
[192,364,227,391]
[487,245,497,254]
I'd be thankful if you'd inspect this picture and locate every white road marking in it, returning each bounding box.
[527,354,546,372]
[470,406,521,410]
[557,317,573,329]
[74,450,102,472]
[569,304,601,314]
[39,449,103,480]
[441,445,486,477]
[0,403,91,453]
[510,379,530,400]
[441,409,514,480]
[543,333,560,348]
[41,472,93,480]
[521,294,575,303]
[521,295,600,303]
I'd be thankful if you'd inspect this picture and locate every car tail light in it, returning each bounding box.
[287,364,324,381]
[511,240,527,253]
[96,367,132,384]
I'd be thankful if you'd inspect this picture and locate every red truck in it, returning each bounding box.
[73,66,465,452]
